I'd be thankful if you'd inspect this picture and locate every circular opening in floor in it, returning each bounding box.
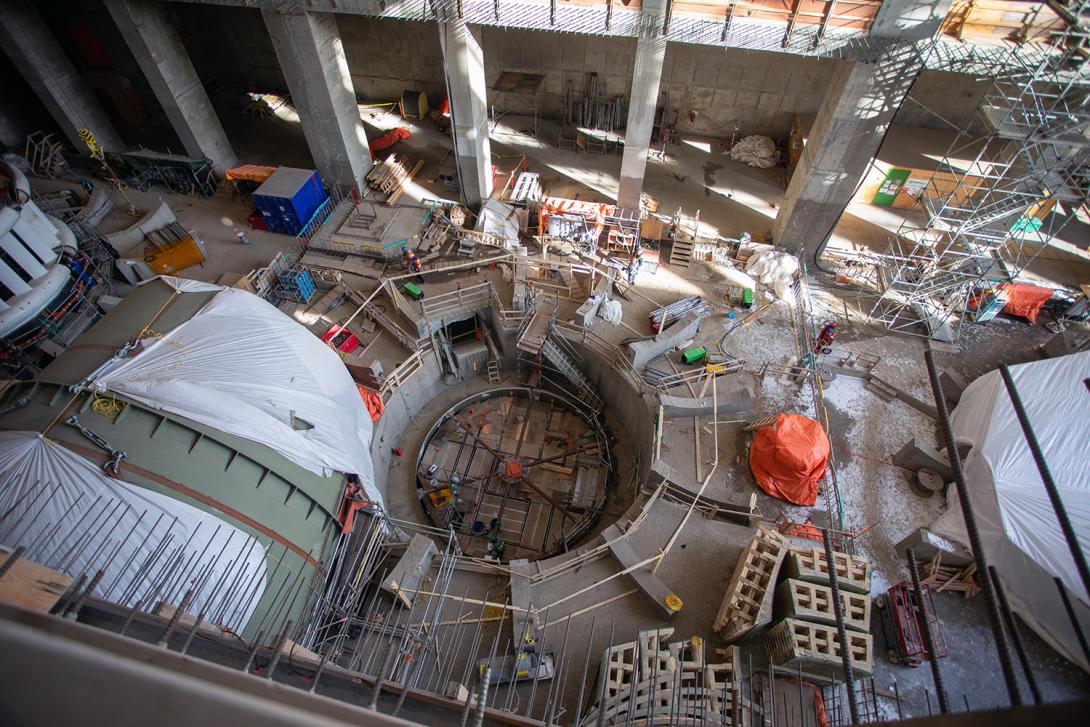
[415,386,613,561]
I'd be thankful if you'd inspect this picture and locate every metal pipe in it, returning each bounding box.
[925,349,1023,706]
[988,565,1041,704]
[999,364,1090,603]
[907,549,950,712]
[822,529,859,724]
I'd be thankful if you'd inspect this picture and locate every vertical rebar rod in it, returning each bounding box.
[0,546,26,580]
[103,512,167,601]
[907,549,950,712]
[925,349,1023,707]
[822,529,860,725]
[999,364,1090,603]
[1054,576,1090,669]
[573,616,596,725]
[988,565,1042,704]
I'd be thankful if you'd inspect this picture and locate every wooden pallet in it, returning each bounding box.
[773,578,871,633]
[712,526,789,641]
[765,618,874,678]
[917,553,979,598]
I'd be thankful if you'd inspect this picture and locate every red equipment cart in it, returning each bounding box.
[876,580,948,666]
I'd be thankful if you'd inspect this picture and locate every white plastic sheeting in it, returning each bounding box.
[729,135,778,168]
[0,431,267,632]
[930,350,1090,671]
[475,199,520,249]
[89,285,380,504]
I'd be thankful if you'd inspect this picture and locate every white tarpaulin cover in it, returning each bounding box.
[476,199,520,249]
[90,284,380,504]
[0,432,266,632]
[930,350,1090,670]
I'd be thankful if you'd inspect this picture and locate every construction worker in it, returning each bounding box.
[626,253,642,285]
[487,534,506,560]
[814,321,837,354]
[233,227,253,245]
[403,246,424,283]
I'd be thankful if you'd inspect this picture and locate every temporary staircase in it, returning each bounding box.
[668,237,692,268]
[540,335,603,414]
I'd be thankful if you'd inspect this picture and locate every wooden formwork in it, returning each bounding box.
[712,526,789,641]
[765,618,874,678]
[781,547,871,595]
[773,579,871,633]
[581,628,751,726]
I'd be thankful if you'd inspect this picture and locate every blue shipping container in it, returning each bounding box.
[252,167,328,236]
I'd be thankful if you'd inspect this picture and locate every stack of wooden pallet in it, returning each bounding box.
[916,553,979,598]
[764,547,875,677]
[365,154,424,205]
[712,526,789,641]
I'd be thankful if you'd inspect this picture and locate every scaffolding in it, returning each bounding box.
[861,3,1090,342]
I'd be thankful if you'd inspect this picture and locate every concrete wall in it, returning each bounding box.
[161,5,989,144]
[340,17,445,103]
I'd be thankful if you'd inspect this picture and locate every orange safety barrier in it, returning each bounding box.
[369,127,412,154]
[537,196,614,240]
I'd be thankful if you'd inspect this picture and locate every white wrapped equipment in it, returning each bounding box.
[929,351,1090,671]
[0,431,267,632]
[89,282,380,505]
[729,135,778,168]
[598,299,623,325]
[745,249,799,299]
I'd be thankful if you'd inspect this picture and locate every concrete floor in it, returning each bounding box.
[25,100,1090,723]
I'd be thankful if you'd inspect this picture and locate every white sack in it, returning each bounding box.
[598,299,623,325]
[729,135,778,168]
[745,249,799,299]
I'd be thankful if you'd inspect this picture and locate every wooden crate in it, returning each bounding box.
[712,526,789,641]
[773,579,871,633]
[765,618,873,678]
[781,547,871,595]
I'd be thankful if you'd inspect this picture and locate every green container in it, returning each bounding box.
[742,288,754,307]
[402,282,424,300]
[682,346,707,365]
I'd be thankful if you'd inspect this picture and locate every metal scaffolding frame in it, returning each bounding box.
[859,3,1090,342]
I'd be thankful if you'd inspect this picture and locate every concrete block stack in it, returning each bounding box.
[712,526,789,641]
[764,546,875,677]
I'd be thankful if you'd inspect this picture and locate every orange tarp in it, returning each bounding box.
[358,386,384,423]
[749,413,830,507]
[369,127,412,154]
[225,164,277,183]
[999,282,1053,324]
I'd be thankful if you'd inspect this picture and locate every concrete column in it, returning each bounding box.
[261,8,371,190]
[0,0,123,153]
[617,0,668,211]
[772,0,952,257]
[104,0,236,175]
[438,19,492,210]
